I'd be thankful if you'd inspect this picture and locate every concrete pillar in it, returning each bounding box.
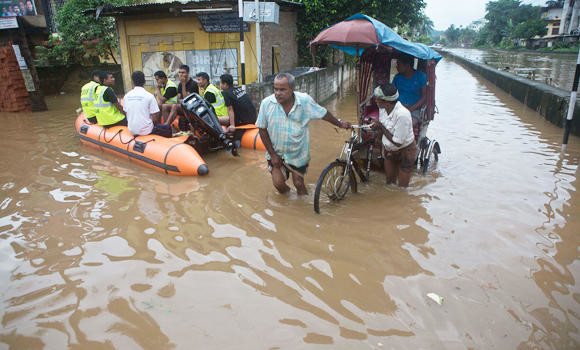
[560,0,573,35]
[570,0,580,33]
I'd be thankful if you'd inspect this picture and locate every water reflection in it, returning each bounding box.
[0,59,579,348]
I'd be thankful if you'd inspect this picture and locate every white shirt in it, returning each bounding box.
[123,86,160,136]
[379,101,414,151]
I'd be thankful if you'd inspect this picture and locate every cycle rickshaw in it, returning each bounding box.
[309,14,442,213]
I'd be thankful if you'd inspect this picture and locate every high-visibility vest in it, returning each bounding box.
[204,83,228,117]
[80,81,99,118]
[161,79,178,104]
[93,85,125,126]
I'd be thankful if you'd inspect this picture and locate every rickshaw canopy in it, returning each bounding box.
[310,13,442,62]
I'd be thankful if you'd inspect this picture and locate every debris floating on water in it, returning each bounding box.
[427,292,444,305]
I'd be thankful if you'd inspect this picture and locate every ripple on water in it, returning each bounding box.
[0,58,579,348]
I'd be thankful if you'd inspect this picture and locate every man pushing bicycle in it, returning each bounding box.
[256,73,350,195]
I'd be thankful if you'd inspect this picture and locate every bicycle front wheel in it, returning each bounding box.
[314,161,355,214]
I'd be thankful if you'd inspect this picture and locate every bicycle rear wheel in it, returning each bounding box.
[422,141,440,174]
[314,161,356,214]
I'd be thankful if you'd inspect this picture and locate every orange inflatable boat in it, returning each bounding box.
[75,114,265,176]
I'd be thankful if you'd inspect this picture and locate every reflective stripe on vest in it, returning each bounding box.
[204,83,228,117]
[93,85,125,126]
[161,79,178,104]
[80,81,99,117]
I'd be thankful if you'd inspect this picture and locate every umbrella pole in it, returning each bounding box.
[356,47,361,124]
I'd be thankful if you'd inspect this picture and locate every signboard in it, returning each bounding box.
[0,16,17,29]
[1,0,37,16]
[21,69,35,91]
[197,12,249,33]
[12,45,27,69]
[243,2,279,24]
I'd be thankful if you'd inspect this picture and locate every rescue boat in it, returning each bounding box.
[75,93,265,176]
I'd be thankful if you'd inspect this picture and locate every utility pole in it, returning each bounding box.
[238,0,246,89]
[255,0,261,83]
[562,46,580,151]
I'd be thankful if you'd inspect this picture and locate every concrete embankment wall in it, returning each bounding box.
[440,50,580,136]
[246,64,355,108]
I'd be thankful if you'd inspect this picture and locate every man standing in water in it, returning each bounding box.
[371,83,416,187]
[256,73,350,195]
[80,70,101,124]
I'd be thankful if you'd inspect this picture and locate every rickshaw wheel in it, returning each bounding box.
[314,161,357,214]
[422,141,440,174]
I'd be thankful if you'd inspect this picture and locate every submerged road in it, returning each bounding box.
[0,57,579,348]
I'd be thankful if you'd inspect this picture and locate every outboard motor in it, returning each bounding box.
[181,93,238,156]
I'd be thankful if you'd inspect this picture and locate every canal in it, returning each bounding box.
[0,56,579,348]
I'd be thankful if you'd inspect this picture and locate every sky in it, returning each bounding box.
[425,0,549,31]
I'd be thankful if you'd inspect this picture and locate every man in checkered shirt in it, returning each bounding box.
[256,73,350,195]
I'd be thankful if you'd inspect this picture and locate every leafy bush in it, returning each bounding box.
[35,0,132,66]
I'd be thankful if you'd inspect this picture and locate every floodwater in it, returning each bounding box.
[1,57,579,349]
[447,48,577,90]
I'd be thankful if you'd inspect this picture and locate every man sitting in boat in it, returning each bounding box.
[219,73,257,133]
[80,70,101,124]
[392,54,426,131]
[124,71,172,137]
[164,65,199,128]
[93,71,128,127]
[153,70,179,124]
[196,72,228,120]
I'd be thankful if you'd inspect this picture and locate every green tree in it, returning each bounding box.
[480,0,541,44]
[295,0,426,65]
[36,0,133,66]
[545,0,564,8]
[513,19,548,39]
[416,35,432,45]
[444,24,461,44]
[459,28,477,45]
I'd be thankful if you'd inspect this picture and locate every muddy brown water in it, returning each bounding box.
[1,58,579,349]
[447,48,577,90]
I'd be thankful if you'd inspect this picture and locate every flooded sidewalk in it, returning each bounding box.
[0,57,579,348]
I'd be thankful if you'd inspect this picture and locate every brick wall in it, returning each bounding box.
[261,11,298,79]
[0,46,31,112]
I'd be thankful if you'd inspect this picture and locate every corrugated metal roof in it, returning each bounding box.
[90,0,303,17]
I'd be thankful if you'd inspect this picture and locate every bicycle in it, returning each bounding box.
[313,124,375,214]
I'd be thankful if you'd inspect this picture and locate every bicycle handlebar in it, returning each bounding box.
[349,123,374,130]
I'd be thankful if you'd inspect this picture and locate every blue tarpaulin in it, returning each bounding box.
[329,13,442,62]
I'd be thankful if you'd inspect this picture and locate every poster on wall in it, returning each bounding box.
[1,0,37,16]
[186,48,238,85]
[142,49,239,87]
[209,48,238,84]
[141,51,186,86]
